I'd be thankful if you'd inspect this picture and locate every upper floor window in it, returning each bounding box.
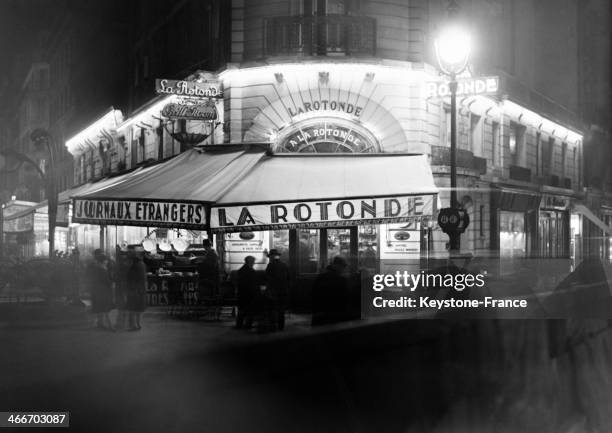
[266,0,373,57]
[469,114,482,157]
[509,122,525,167]
[491,121,500,167]
[561,142,567,179]
[542,137,554,176]
[536,132,541,176]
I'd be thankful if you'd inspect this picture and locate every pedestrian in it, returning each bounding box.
[235,255,258,329]
[113,248,130,330]
[197,239,220,298]
[312,256,350,326]
[88,249,114,331]
[125,250,147,331]
[265,248,290,331]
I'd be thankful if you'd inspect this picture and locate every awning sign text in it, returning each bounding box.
[211,195,435,232]
[72,199,207,228]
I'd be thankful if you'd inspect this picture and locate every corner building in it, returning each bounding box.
[63,0,610,309]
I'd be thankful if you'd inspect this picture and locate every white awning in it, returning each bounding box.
[211,153,438,232]
[70,148,438,232]
[573,204,612,235]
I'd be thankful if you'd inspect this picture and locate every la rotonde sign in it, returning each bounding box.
[425,76,499,98]
[156,78,222,121]
[155,78,223,98]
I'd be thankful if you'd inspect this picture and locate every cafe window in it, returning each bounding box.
[297,229,320,273]
[270,229,290,259]
[358,224,378,272]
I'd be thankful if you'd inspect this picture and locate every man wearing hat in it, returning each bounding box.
[265,248,290,331]
[88,249,114,330]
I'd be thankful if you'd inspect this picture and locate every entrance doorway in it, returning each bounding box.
[278,225,379,311]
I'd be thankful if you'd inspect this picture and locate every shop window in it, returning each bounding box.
[358,224,378,272]
[297,229,320,273]
[327,228,351,262]
[270,230,290,259]
[499,211,526,257]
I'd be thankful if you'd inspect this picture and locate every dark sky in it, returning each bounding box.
[0,0,52,91]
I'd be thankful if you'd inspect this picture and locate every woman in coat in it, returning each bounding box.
[88,249,114,331]
[125,251,147,330]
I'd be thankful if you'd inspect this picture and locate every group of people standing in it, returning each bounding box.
[235,249,290,332]
[88,248,147,332]
[234,249,359,331]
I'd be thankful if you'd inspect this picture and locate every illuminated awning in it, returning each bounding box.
[573,204,612,235]
[3,206,40,233]
[71,148,265,229]
[211,154,438,232]
[71,149,438,232]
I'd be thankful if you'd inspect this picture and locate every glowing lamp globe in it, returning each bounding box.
[142,239,157,253]
[434,25,471,75]
[172,238,189,254]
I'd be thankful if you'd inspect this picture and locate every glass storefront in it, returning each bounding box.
[499,211,526,257]
[538,210,569,258]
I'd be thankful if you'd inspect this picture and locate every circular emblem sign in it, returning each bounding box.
[276,120,378,153]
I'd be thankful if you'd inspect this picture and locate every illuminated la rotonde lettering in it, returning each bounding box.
[212,196,433,230]
[287,100,363,117]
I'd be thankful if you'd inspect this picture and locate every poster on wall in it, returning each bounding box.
[379,221,421,260]
[223,231,270,271]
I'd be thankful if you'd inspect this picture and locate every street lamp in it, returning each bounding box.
[434,1,471,253]
[30,128,60,258]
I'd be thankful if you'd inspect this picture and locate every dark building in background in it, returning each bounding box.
[127,0,231,111]
[0,0,128,202]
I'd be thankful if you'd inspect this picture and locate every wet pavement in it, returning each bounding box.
[1,303,612,433]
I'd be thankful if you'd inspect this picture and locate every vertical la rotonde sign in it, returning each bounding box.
[425,76,500,98]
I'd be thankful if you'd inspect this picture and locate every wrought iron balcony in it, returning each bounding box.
[264,15,376,57]
[509,165,532,182]
[430,145,487,174]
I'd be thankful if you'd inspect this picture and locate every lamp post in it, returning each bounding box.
[434,0,471,253]
[30,128,60,258]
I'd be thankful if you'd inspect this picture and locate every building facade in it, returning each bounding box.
[60,0,601,276]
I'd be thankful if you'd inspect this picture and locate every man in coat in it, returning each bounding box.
[265,249,290,331]
[235,256,258,329]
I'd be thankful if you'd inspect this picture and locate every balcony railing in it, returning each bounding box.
[430,145,487,175]
[264,15,376,57]
[509,165,532,182]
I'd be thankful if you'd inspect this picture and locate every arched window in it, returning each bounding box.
[273,117,379,153]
